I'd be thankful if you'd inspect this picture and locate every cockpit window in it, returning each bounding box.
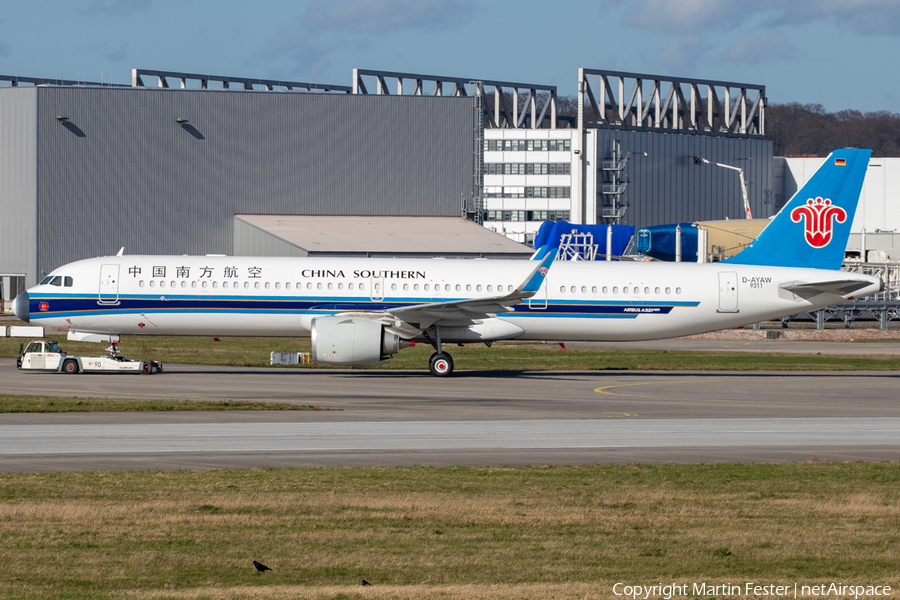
[40,276,53,285]
[49,276,62,286]
[46,341,62,353]
[64,276,73,287]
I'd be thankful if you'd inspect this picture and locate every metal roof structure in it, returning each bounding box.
[233,216,533,258]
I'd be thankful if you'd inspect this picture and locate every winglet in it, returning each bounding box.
[518,247,557,296]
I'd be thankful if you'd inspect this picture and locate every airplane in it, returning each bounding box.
[13,148,881,377]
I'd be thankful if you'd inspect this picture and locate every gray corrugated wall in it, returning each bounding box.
[0,88,38,285]
[594,130,773,228]
[34,87,474,276]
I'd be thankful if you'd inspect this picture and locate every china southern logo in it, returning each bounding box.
[790,197,847,249]
[539,267,549,276]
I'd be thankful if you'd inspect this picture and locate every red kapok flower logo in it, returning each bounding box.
[790,197,847,249]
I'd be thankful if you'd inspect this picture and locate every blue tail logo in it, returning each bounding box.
[725,149,871,270]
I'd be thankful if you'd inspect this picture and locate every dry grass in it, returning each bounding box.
[1,464,899,599]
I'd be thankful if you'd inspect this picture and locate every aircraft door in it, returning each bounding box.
[99,264,120,305]
[527,274,548,309]
[717,271,739,313]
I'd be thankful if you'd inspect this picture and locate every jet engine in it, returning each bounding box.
[311,316,412,366]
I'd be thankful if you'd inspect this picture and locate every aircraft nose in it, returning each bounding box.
[13,291,30,323]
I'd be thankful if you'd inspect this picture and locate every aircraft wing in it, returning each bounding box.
[780,279,879,299]
[385,249,557,329]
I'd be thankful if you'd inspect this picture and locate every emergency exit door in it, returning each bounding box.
[717,271,739,313]
[98,264,120,304]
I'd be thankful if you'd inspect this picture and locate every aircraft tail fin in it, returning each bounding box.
[724,148,871,270]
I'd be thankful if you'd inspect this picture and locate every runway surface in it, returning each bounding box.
[2,356,899,471]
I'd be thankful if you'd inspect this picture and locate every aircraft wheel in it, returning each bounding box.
[63,359,79,374]
[429,352,454,377]
[142,363,151,374]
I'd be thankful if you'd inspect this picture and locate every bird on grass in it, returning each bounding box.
[253,560,272,573]
[362,579,373,586]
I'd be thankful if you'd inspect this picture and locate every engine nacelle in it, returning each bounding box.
[311,316,411,366]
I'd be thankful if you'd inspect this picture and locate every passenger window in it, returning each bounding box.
[602,286,608,294]
[508,285,513,292]
[655,287,660,294]
[391,283,397,291]
[570,286,576,293]
[222,282,229,289]
[402,283,408,291]
[191,281,197,289]
[64,276,73,287]
[359,283,365,291]
[413,284,419,291]
[665,287,671,294]
[455,284,461,292]
[181,281,187,288]
[306,282,311,290]
[212,281,218,289]
[201,281,208,289]
[623,287,629,294]
[255,282,260,289]
[644,287,649,294]
[591,286,597,293]
[338,283,344,290]
[160,281,167,288]
[348,283,354,290]
[327,283,333,290]
[446,284,452,292]
[424,284,430,291]
[317,283,322,290]
[265,282,271,289]
[612,286,618,294]
[581,286,586,293]
[676,287,682,295]
[150,280,156,288]
[476,284,482,292]
[139,280,145,288]
[560,286,566,293]
[275,282,281,289]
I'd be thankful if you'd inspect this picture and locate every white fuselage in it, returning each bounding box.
[24,255,880,343]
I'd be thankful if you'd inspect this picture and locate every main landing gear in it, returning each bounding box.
[424,326,454,377]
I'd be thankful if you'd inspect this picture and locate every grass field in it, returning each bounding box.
[4,334,900,373]
[1,463,898,600]
[0,394,325,413]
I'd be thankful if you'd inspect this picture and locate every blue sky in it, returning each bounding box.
[2,0,899,112]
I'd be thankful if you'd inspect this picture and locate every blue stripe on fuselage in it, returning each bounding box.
[27,293,699,321]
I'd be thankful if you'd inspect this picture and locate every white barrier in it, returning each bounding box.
[9,326,44,338]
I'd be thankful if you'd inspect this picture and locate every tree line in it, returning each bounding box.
[765,103,900,157]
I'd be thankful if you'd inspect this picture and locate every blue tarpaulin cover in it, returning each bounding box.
[534,221,634,258]
[635,223,698,262]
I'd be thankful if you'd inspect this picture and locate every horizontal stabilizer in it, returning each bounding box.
[780,279,878,299]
